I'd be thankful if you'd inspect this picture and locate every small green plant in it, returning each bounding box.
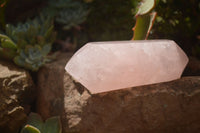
[21,113,62,133]
[132,0,157,40]
[43,0,89,30]
[21,125,41,133]
[0,15,56,71]
[0,34,17,59]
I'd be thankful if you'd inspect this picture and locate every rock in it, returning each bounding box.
[36,52,73,119]
[0,60,35,133]
[65,40,188,94]
[62,74,200,133]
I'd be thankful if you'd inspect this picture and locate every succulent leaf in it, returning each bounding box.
[0,47,16,59]
[23,113,62,133]
[0,34,17,49]
[136,0,156,16]
[1,38,17,49]
[43,0,89,30]
[26,113,43,131]
[42,116,62,133]
[41,44,51,55]
[4,15,55,71]
[20,125,41,133]
[14,45,50,71]
[56,7,89,30]
[0,33,17,59]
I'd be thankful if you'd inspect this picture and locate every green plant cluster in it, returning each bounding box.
[0,0,90,71]
[0,15,56,71]
[152,0,200,56]
[20,113,61,133]
[43,0,89,30]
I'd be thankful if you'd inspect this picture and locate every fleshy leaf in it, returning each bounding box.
[26,113,44,132]
[41,44,51,55]
[0,34,17,59]
[0,34,17,49]
[136,0,156,16]
[4,15,55,71]
[0,47,16,59]
[22,113,62,133]
[42,116,62,133]
[20,125,41,133]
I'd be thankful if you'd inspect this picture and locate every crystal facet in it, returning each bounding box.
[65,40,189,94]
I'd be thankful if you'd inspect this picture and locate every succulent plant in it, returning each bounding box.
[56,7,89,30]
[43,0,89,30]
[13,44,51,71]
[0,15,56,71]
[5,15,55,49]
[21,113,62,133]
[132,0,157,40]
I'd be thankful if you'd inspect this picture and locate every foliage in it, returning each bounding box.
[151,0,200,56]
[136,0,155,15]
[0,34,17,59]
[0,15,56,71]
[21,125,41,133]
[55,5,89,30]
[0,0,91,70]
[43,0,89,30]
[21,113,62,133]
[130,0,200,58]
[132,0,157,40]
[153,0,200,39]
[76,0,133,46]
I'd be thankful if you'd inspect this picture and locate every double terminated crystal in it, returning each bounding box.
[65,40,189,94]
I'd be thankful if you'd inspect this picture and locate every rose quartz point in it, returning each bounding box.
[65,40,189,94]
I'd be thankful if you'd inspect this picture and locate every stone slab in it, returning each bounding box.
[36,52,73,119]
[62,74,200,133]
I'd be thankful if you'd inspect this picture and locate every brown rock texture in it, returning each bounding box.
[63,73,200,133]
[36,52,73,119]
[0,60,35,133]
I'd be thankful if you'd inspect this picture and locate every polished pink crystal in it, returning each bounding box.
[65,40,189,94]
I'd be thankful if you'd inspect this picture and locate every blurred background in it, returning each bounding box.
[0,0,200,58]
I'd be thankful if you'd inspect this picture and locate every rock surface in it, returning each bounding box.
[0,60,35,133]
[63,74,200,133]
[36,52,73,119]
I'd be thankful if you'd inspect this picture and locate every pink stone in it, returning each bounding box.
[65,40,189,94]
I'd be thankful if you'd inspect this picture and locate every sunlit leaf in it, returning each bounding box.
[20,125,41,133]
[136,0,156,16]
